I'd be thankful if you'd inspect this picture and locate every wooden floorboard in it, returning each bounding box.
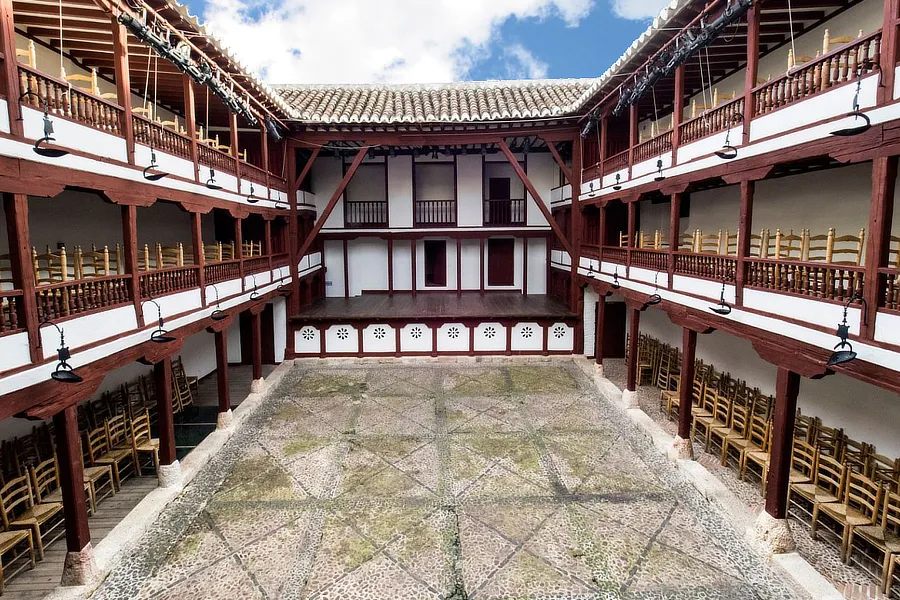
[292,293,573,322]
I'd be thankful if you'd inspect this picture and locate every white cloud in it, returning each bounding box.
[610,0,670,20]
[200,0,593,84]
[503,43,549,79]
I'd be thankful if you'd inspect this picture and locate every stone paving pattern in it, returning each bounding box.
[92,361,804,599]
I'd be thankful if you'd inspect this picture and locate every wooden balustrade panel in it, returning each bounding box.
[746,259,862,303]
[603,247,627,264]
[632,131,673,164]
[139,267,200,298]
[270,178,288,193]
[345,201,389,228]
[245,257,270,275]
[483,199,526,226]
[673,253,737,281]
[19,66,123,136]
[198,144,236,175]
[603,151,629,176]
[272,254,290,269]
[679,97,744,145]
[204,260,242,285]
[34,276,132,322]
[580,244,600,260]
[414,200,457,226]
[240,162,269,185]
[753,32,881,116]
[0,292,23,335]
[133,116,192,160]
[883,270,900,311]
[631,249,669,271]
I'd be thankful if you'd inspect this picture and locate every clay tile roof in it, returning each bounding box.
[273,79,602,125]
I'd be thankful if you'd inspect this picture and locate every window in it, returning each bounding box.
[424,240,447,287]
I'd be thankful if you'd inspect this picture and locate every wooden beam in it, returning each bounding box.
[743,0,760,144]
[0,0,23,136]
[668,193,682,282]
[297,146,368,260]
[4,193,39,362]
[677,327,697,440]
[595,293,605,365]
[765,366,800,519]
[287,141,301,326]
[626,307,640,392]
[111,15,134,165]
[251,310,262,381]
[736,180,754,306]
[182,76,199,183]
[155,356,176,466]
[497,139,576,258]
[879,0,900,104]
[53,405,91,553]
[191,211,205,306]
[544,141,574,187]
[292,146,321,198]
[863,156,897,337]
[570,135,584,352]
[672,65,684,160]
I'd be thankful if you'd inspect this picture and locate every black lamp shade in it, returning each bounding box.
[34,138,69,158]
[709,304,732,315]
[51,366,83,383]
[644,294,662,307]
[211,309,227,321]
[830,113,870,137]
[715,145,738,160]
[150,329,176,343]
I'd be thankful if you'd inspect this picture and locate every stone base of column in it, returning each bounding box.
[60,542,98,586]
[158,460,183,488]
[667,435,694,461]
[216,409,234,430]
[621,389,639,409]
[250,378,265,393]
[748,511,796,556]
[594,363,604,378]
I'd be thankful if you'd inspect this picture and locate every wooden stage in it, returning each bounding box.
[292,293,574,322]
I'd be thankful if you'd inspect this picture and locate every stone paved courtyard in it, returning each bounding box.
[92,361,804,599]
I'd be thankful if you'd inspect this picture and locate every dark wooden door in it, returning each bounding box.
[424,240,447,287]
[603,302,627,358]
[487,238,515,286]
[488,177,510,199]
[262,304,276,364]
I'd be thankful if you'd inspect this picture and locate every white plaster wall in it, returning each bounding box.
[348,238,389,295]
[526,238,548,294]
[227,319,242,363]
[526,153,553,226]
[389,155,414,228]
[312,157,345,229]
[637,307,900,458]
[137,200,215,248]
[272,296,287,362]
[460,240,481,290]
[324,240,345,297]
[0,333,31,373]
[583,286,599,357]
[416,161,455,201]
[393,242,413,291]
[457,155,483,227]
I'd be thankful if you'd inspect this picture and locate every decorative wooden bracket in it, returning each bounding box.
[751,339,831,379]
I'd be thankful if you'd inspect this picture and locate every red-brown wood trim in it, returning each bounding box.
[213,329,230,413]
[155,356,176,465]
[595,294,605,365]
[182,76,199,183]
[628,104,638,178]
[111,16,134,165]
[121,203,144,328]
[387,238,394,297]
[742,0,760,144]
[53,405,91,552]
[191,211,206,306]
[251,310,262,380]
[765,366,800,519]
[343,239,349,298]
[479,238,485,295]
[293,146,320,198]
[668,193,681,286]
[286,141,300,327]
[626,307,639,392]
[736,180,754,306]
[879,0,900,105]
[672,65,684,161]
[676,327,696,440]
[497,139,575,258]
[235,217,245,288]
[863,155,896,337]
[0,0,22,136]
[297,146,367,260]
[4,193,39,361]
[229,113,240,178]
[456,238,462,297]
[545,141,574,187]
[750,338,830,379]
[410,239,417,298]
[522,238,528,295]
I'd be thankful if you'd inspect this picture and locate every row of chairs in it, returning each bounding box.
[637,335,900,594]
[621,227,886,266]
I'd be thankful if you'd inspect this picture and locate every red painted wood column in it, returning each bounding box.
[594,293,606,366]
[742,0,760,143]
[668,193,682,285]
[671,65,684,162]
[264,219,273,273]
[111,15,134,165]
[675,327,697,459]
[479,238,485,295]
[214,329,230,415]
[154,356,179,486]
[53,405,94,583]
[229,112,240,178]
[625,307,640,393]
[4,193,39,362]
[765,367,801,519]
[571,135,584,354]
[411,239,417,298]
[182,75,199,183]
[599,114,608,178]
[863,156,897,337]
[0,0,22,136]
[235,217,245,289]
[122,204,144,327]
[879,0,900,105]
[736,180,754,306]
[598,202,607,263]
[626,200,636,271]
[251,310,263,382]
[627,104,638,178]
[191,212,206,306]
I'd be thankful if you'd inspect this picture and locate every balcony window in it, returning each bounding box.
[344,162,388,228]
[415,162,456,227]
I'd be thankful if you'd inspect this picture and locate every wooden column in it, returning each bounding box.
[628,104,638,177]
[879,0,900,105]
[111,15,134,165]
[668,193,682,283]
[411,239,417,297]
[626,307,640,392]
[594,293,606,365]
[571,136,584,354]
[736,180,755,306]
[251,310,262,381]
[677,327,697,440]
[229,112,240,176]
[53,405,90,555]
[863,156,897,337]
[626,200,636,270]
[264,219,273,272]
[235,217,244,289]
[0,0,22,136]
[4,193,39,361]
[154,357,176,467]
[121,204,144,327]
[182,76,199,183]
[191,212,205,306]
[598,202,607,262]
[672,65,685,161]
[214,330,230,414]
[765,367,801,519]
[387,238,394,296]
[599,114,608,177]
[456,239,462,297]
[260,125,270,192]
[743,0,760,142]
[286,143,300,324]
[479,238,485,295]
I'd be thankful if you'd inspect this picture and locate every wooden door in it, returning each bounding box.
[487,238,515,286]
[424,240,447,287]
[262,304,276,364]
[603,302,627,358]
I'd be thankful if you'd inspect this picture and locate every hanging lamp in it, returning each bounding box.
[246,183,258,204]
[826,294,866,366]
[654,159,666,182]
[19,92,69,158]
[39,321,82,383]
[830,69,871,137]
[715,115,742,160]
[143,297,176,343]
[209,284,227,320]
[612,173,622,191]
[708,279,733,315]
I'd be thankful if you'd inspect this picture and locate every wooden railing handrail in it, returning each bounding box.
[132,113,193,144]
[745,256,866,272]
[0,289,24,297]
[17,63,124,113]
[33,273,131,292]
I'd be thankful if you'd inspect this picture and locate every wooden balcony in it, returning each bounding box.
[746,258,863,304]
[484,199,526,226]
[19,65,124,136]
[35,274,132,321]
[633,130,673,164]
[345,200,388,228]
[0,291,23,336]
[133,115,193,160]
[414,199,456,227]
[204,259,242,285]
[139,266,201,299]
[679,97,743,146]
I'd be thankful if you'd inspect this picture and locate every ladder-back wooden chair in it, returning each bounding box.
[204,242,223,263]
[635,231,653,250]
[790,453,846,521]
[749,229,772,258]
[221,242,236,261]
[171,359,195,415]
[84,425,133,491]
[15,40,36,68]
[159,243,184,268]
[812,471,883,562]
[653,230,669,250]
[722,230,739,256]
[29,457,97,516]
[32,246,72,285]
[172,357,199,398]
[128,411,159,477]
[773,229,804,260]
[823,28,864,54]
[678,231,697,252]
[692,390,729,450]
[0,518,34,594]
[696,229,722,254]
[738,418,772,491]
[868,453,900,492]
[618,232,630,248]
[0,475,63,560]
[850,490,900,593]
[708,402,749,459]
[137,243,156,271]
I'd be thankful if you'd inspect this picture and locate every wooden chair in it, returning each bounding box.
[841,437,874,475]
[848,489,900,593]
[722,230,739,256]
[158,243,184,268]
[172,357,199,398]
[653,230,668,250]
[830,228,866,267]
[812,471,883,562]
[0,520,34,594]
[693,390,730,451]
[128,411,159,477]
[789,453,846,521]
[171,360,195,415]
[773,229,803,260]
[655,348,680,413]
[15,40,36,68]
[137,244,156,271]
[221,242,236,261]
[618,232,630,248]
[823,28,864,54]
[32,246,71,285]
[794,408,816,443]
[708,403,749,459]
[84,425,133,491]
[29,458,96,516]
[0,475,63,560]
[696,229,722,254]
[635,231,654,250]
[749,229,772,258]
[815,423,845,460]
[802,228,830,262]
[722,409,765,467]
[868,453,900,492]
[678,231,697,252]
[204,243,223,263]
[664,364,705,421]
[739,420,773,491]
[635,336,656,387]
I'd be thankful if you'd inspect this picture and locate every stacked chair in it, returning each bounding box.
[636,334,900,595]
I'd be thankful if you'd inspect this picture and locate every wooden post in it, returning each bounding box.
[879,0,900,105]
[677,328,697,440]
[0,0,22,136]
[286,143,300,324]
[736,180,755,306]
[111,15,134,165]
[863,156,897,337]
[672,65,685,162]
[595,293,606,365]
[235,217,244,289]
[182,76,199,183]
[765,367,801,519]
[599,114,608,178]
[122,204,143,327]
[411,239,417,297]
[214,330,230,414]
[264,219,273,272]
[598,202,607,262]
[387,238,394,297]
[191,212,205,306]
[251,311,262,381]
[668,193,682,284]
[229,112,240,177]
[154,357,176,467]
[4,193,39,361]
[571,136,584,353]
[479,238,485,295]
[628,104,638,178]
[743,0,760,143]
[626,307,640,392]
[53,405,90,555]
[260,125,270,191]
[626,200,636,270]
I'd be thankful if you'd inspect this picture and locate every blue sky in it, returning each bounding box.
[193,0,667,85]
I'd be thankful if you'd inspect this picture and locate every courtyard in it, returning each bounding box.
[92,361,802,599]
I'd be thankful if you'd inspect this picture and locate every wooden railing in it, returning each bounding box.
[881,268,900,312]
[345,201,388,228]
[272,253,290,269]
[754,31,881,117]
[34,275,132,322]
[240,161,269,185]
[198,144,236,175]
[244,256,270,275]
[270,177,288,193]
[204,259,242,285]
[745,258,862,303]
[603,150,629,176]
[19,65,123,136]
[139,266,200,298]
[674,252,737,281]
[631,248,669,271]
[580,244,600,260]
[0,291,23,335]
[602,246,627,264]
[414,199,456,227]
[679,97,744,145]
[633,130,673,164]
[133,115,192,160]
[484,199,526,226]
